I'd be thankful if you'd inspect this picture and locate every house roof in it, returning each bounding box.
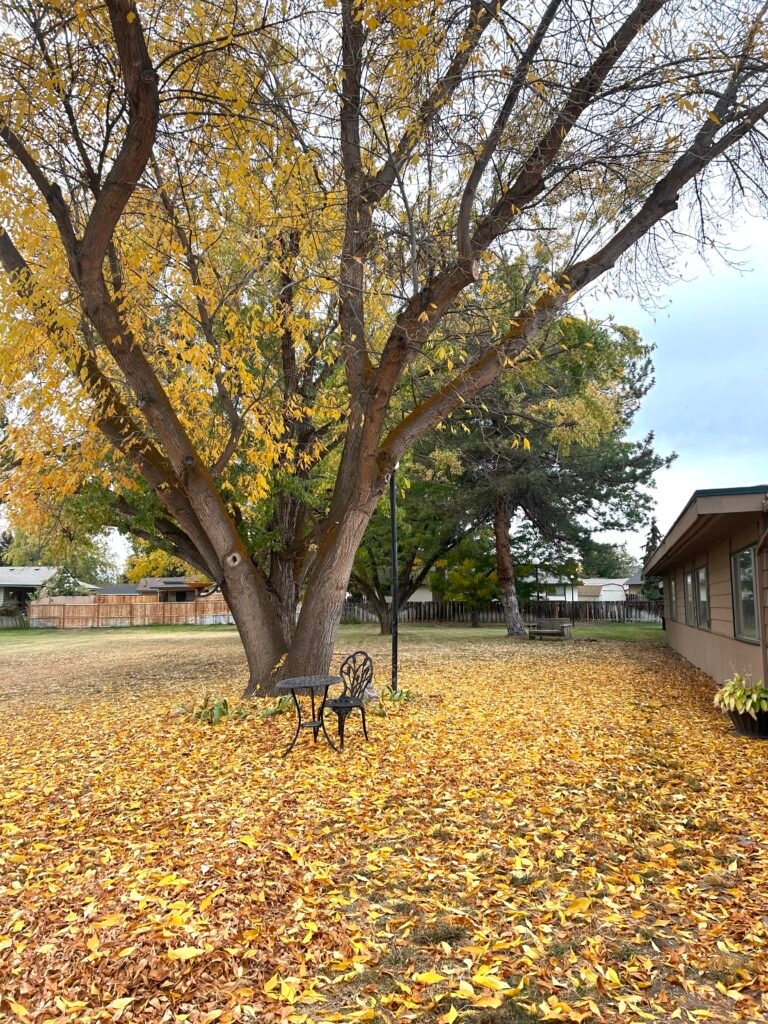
[137,577,205,591]
[582,578,628,587]
[645,486,768,576]
[95,583,141,596]
[0,566,58,588]
[625,572,643,586]
[578,584,603,597]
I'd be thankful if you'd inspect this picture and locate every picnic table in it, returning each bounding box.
[276,675,342,756]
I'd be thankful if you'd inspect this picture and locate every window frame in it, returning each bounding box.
[694,565,709,630]
[731,545,759,644]
[683,570,696,626]
[668,575,677,621]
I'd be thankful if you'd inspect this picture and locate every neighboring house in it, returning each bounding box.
[0,566,58,608]
[95,583,142,597]
[625,572,644,599]
[644,485,768,685]
[136,577,208,603]
[536,577,629,602]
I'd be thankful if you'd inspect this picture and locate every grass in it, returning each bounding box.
[0,619,664,652]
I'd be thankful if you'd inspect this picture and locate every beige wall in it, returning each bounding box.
[665,619,763,686]
[663,517,766,685]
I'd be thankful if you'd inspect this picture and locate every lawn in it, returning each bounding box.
[0,626,766,1024]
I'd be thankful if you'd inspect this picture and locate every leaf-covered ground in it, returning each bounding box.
[1,626,766,1024]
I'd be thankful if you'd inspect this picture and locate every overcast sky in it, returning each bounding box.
[585,217,768,560]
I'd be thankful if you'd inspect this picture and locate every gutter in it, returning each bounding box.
[757,502,768,686]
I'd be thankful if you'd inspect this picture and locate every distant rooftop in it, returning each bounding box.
[95,583,141,596]
[137,577,206,591]
[0,566,58,588]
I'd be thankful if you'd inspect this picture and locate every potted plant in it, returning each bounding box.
[714,673,768,739]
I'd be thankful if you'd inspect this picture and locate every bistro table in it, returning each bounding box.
[276,676,343,756]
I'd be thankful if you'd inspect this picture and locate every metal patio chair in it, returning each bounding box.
[324,650,373,750]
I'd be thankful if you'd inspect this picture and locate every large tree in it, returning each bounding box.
[352,316,668,634]
[1,1,767,693]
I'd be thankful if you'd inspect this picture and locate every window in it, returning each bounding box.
[695,566,709,629]
[684,571,696,625]
[731,547,758,641]
[668,576,677,621]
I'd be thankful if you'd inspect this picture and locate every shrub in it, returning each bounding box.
[714,673,768,720]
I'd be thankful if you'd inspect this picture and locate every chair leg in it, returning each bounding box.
[338,711,346,750]
[360,704,369,741]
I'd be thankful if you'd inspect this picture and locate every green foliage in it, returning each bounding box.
[5,528,118,584]
[125,546,202,584]
[0,596,20,614]
[259,695,294,718]
[36,567,91,597]
[714,674,768,720]
[176,695,249,725]
[580,540,638,579]
[641,518,664,599]
[429,533,500,616]
[0,530,12,566]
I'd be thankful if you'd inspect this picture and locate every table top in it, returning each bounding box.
[276,675,343,692]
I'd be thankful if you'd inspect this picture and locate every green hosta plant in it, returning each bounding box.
[714,674,768,720]
[174,694,249,725]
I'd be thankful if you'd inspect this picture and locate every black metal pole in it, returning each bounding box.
[390,465,399,692]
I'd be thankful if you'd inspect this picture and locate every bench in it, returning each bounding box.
[528,617,572,640]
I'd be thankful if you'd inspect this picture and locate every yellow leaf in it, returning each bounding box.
[166,946,205,961]
[441,1006,459,1024]
[413,970,446,984]
[7,1002,28,1018]
[94,914,124,928]
[107,998,135,1011]
[264,974,279,993]
[564,897,592,916]
[471,973,508,991]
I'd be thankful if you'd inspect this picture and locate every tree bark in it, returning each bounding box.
[494,496,527,636]
[281,501,376,685]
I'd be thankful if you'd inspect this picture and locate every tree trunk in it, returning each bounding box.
[494,496,527,636]
[377,600,392,635]
[470,607,480,627]
[279,503,375,684]
[268,551,299,647]
[222,560,287,697]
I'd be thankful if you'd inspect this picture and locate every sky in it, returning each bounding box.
[583,216,768,562]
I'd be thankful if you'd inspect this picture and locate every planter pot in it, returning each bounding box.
[728,709,768,739]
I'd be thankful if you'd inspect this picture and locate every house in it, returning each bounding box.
[644,486,768,685]
[136,577,208,602]
[0,566,58,608]
[625,572,644,599]
[95,583,142,597]
[537,577,629,602]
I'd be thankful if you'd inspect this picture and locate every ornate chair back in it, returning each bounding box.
[339,650,374,701]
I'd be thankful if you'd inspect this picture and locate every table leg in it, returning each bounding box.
[281,688,303,757]
[310,689,319,742]
[319,687,339,753]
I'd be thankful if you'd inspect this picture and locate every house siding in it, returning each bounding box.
[664,516,766,685]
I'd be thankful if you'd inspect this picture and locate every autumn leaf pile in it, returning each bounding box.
[1,629,767,1024]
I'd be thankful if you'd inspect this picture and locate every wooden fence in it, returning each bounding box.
[341,598,663,625]
[29,593,234,629]
[0,614,27,630]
